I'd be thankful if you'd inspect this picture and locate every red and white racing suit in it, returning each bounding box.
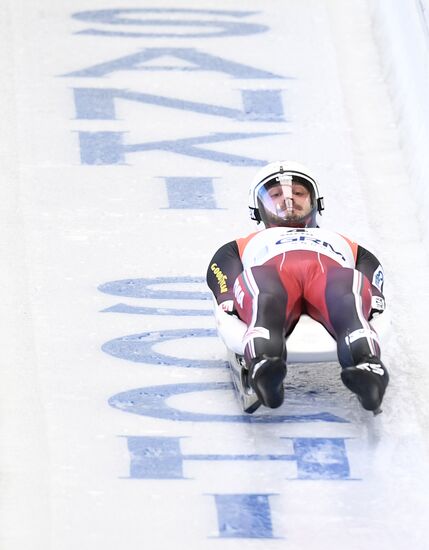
[206,227,385,368]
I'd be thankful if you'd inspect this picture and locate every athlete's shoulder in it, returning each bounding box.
[336,231,360,261]
[235,229,263,256]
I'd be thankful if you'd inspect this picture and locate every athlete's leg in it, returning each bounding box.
[325,268,380,367]
[233,262,300,408]
[305,265,389,411]
[234,263,287,363]
[303,266,377,364]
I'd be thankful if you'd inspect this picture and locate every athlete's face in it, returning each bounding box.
[267,183,312,220]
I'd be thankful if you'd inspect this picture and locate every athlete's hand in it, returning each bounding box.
[370,295,385,319]
[218,299,236,315]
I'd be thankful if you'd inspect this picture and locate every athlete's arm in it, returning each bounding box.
[356,245,385,316]
[206,241,243,305]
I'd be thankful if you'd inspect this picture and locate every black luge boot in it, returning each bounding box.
[341,357,389,413]
[248,356,287,409]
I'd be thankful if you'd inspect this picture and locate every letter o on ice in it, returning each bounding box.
[108,382,348,423]
[109,382,296,423]
[102,328,226,368]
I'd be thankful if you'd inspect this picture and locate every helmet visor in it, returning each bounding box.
[257,175,316,227]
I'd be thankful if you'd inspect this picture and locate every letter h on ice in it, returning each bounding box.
[123,435,353,480]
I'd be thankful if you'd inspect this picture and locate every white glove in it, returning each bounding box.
[218,299,235,314]
[370,295,385,318]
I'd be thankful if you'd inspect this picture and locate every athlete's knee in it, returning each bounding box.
[243,326,285,364]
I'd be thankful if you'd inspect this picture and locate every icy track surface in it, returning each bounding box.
[1,1,429,549]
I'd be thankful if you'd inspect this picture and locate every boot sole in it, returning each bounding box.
[341,367,384,411]
[252,361,287,409]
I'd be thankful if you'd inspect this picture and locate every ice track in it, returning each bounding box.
[1,1,429,549]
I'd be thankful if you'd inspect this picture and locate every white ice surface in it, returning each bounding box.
[1,1,429,549]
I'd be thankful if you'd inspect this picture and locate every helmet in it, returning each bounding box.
[248,161,324,228]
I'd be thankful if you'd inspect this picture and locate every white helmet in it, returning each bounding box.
[248,160,324,228]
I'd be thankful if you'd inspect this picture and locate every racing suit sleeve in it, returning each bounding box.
[206,240,243,305]
[355,245,385,317]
